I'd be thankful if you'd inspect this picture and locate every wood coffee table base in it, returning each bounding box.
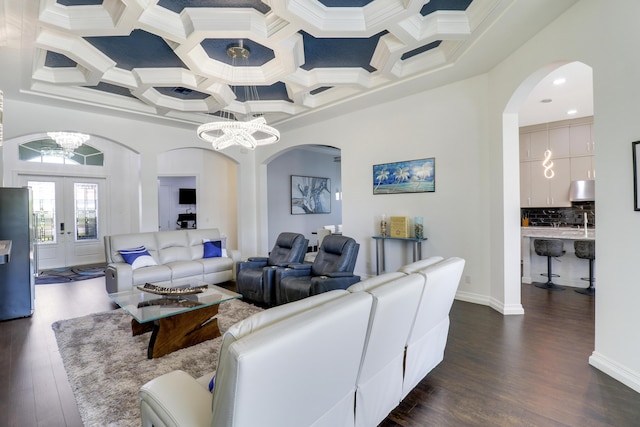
[131,304,221,359]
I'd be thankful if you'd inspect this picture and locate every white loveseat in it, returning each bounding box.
[139,256,465,427]
[104,228,240,294]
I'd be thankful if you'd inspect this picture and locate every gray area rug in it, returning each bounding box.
[36,264,106,284]
[52,299,263,426]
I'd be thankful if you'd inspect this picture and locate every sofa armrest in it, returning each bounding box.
[228,249,241,280]
[310,275,361,295]
[238,258,268,270]
[286,263,312,271]
[275,263,311,283]
[323,271,356,278]
[105,263,133,294]
[228,249,241,263]
[139,370,212,427]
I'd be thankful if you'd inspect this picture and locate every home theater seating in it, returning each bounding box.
[139,256,465,427]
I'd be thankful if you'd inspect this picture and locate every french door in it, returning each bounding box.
[20,175,106,269]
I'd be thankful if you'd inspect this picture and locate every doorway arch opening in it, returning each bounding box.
[503,60,594,312]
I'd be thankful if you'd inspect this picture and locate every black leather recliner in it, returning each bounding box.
[275,235,360,305]
[236,232,308,306]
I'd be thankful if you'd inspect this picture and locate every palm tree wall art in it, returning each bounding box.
[373,158,435,194]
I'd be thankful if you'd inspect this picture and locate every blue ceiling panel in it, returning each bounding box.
[158,0,270,14]
[156,87,212,100]
[85,82,137,98]
[201,38,274,66]
[310,86,333,95]
[34,0,494,124]
[85,30,187,70]
[300,31,387,72]
[45,51,77,68]
[421,0,473,16]
[57,0,103,5]
[233,82,291,102]
[317,0,374,6]
[401,40,442,60]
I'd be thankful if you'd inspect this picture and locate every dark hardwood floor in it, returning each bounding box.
[1,279,639,426]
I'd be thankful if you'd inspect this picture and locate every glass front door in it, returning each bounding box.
[22,175,106,269]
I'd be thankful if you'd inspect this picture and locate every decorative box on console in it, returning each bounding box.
[390,216,410,238]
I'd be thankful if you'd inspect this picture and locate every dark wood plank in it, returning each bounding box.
[385,284,640,426]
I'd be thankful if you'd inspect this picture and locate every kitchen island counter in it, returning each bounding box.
[521,227,595,289]
[521,226,595,241]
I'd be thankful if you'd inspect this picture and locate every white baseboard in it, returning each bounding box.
[454,291,524,315]
[589,351,640,394]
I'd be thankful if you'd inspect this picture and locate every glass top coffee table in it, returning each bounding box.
[109,282,241,359]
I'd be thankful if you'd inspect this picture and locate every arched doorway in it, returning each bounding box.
[504,60,594,310]
[265,145,342,252]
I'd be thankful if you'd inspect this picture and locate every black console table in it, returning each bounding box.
[371,235,427,275]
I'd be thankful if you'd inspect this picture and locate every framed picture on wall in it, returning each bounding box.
[291,175,331,214]
[373,157,435,194]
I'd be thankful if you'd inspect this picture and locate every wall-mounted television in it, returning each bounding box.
[179,188,196,205]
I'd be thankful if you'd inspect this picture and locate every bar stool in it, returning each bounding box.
[533,239,565,290]
[574,240,595,296]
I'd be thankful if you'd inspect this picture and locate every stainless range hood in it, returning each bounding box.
[570,180,595,202]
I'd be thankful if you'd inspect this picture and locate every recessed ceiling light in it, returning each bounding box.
[553,77,566,85]
[541,98,552,103]
[567,109,578,115]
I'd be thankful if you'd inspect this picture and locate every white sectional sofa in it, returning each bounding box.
[138,256,465,427]
[104,228,240,294]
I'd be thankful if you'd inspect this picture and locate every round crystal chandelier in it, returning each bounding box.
[197,42,280,151]
[47,131,90,156]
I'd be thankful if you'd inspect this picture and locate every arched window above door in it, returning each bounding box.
[18,138,104,166]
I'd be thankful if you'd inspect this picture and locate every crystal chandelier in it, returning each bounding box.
[197,42,280,151]
[46,131,90,156]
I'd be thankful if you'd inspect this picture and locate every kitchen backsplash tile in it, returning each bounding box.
[522,202,595,228]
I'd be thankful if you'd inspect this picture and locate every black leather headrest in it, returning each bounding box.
[275,232,302,249]
[321,235,352,255]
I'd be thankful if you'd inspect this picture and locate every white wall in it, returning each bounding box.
[257,75,492,306]
[0,91,241,249]
[1,129,139,237]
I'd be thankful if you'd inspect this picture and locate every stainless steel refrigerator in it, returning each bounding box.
[0,187,35,320]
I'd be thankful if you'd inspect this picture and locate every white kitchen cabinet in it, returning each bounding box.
[520,161,532,206]
[521,158,571,207]
[519,133,531,161]
[520,127,571,161]
[569,123,594,156]
[529,130,550,161]
[520,130,549,161]
[549,126,571,158]
[570,155,595,180]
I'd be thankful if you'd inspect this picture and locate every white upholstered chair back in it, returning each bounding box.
[401,257,465,398]
[210,291,372,427]
[348,273,424,427]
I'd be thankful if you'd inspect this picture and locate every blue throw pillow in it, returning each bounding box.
[119,246,157,270]
[203,240,222,258]
[208,375,215,392]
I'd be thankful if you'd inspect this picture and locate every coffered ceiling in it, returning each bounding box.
[3,0,579,128]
